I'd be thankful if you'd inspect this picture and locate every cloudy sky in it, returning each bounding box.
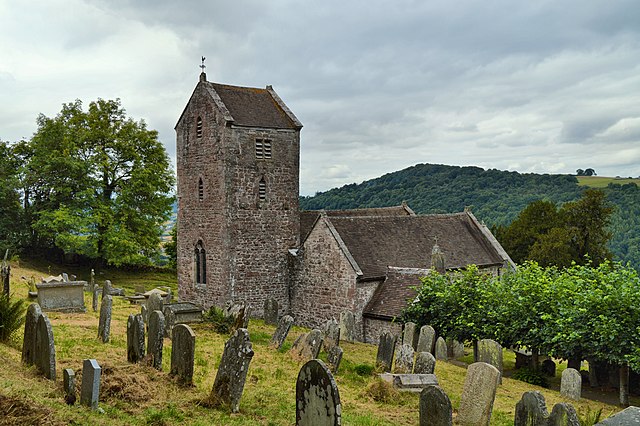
[1,0,639,195]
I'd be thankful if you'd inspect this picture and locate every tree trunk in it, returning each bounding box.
[531,349,539,371]
[620,364,630,407]
[473,340,478,362]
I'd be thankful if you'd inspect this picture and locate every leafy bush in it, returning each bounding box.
[353,363,375,376]
[202,306,234,335]
[511,367,549,388]
[0,293,26,342]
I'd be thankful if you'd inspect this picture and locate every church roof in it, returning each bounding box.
[363,267,425,320]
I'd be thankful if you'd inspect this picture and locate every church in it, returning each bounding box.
[175,72,514,343]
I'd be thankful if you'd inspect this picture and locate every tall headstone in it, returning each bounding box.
[435,337,448,360]
[514,391,580,426]
[420,385,453,426]
[35,313,56,380]
[393,344,415,374]
[339,311,356,342]
[416,325,436,354]
[376,332,397,372]
[414,351,437,374]
[458,362,500,426]
[80,359,101,410]
[296,359,341,426]
[170,324,196,385]
[263,298,279,325]
[63,368,76,405]
[560,368,581,400]
[147,292,164,318]
[22,303,42,365]
[323,318,340,352]
[126,314,146,363]
[270,314,294,349]
[92,284,99,312]
[148,310,165,370]
[477,339,503,383]
[403,322,418,350]
[210,328,254,413]
[98,295,112,343]
[291,329,324,361]
[141,304,149,324]
[541,359,556,377]
[101,279,112,299]
[327,346,343,374]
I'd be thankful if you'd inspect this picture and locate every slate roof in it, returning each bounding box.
[363,267,426,320]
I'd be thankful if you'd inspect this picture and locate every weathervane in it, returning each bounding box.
[200,56,206,73]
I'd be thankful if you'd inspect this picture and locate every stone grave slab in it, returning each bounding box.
[36,281,86,312]
[403,322,418,350]
[163,302,203,338]
[477,339,503,383]
[327,346,343,373]
[458,362,500,426]
[323,318,340,352]
[80,359,101,410]
[379,373,439,392]
[514,391,580,426]
[296,359,341,425]
[596,406,640,425]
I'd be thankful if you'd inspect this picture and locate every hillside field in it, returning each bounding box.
[578,176,640,188]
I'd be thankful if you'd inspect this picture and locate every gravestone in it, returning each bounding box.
[435,337,448,360]
[296,359,341,426]
[146,293,164,319]
[35,313,56,380]
[224,301,250,331]
[270,314,294,349]
[403,322,418,350]
[596,406,640,425]
[339,311,356,342]
[541,359,556,377]
[263,298,279,325]
[448,339,465,359]
[148,310,165,370]
[376,332,397,372]
[420,385,452,426]
[98,295,112,343]
[170,324,196,385]
[92,284,99,312]
[291,329,324,361]
[63,368,76,405]
[393,344,415,374]
[458,362,500,426]
[560,368,581,400]
[323,318,340,352]
[141,304,149,324]
[514,391,580,426]
[22,303,42,365]
[1,254,9,296]
[210,328,254,413]
[414,351,436,374]
[477,339,503,383]
[36,280,86,312]
[390,374,439,391]
[416,325,436,354]
[126,314,145,363]
[327,346,343,373]
[101,280,112,299]
[80,359,101,410]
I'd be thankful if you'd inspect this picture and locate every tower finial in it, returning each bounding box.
[199,56,207,82]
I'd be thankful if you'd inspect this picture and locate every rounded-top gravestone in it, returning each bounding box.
[296,359,341,426]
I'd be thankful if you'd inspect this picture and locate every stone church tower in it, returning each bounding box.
[175,72,302,316]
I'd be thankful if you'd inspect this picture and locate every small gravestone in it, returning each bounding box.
[270,314,294,349]
[327,346,343,373]
[263,298,279,325]
[596,406,640,425]
[92,284,99,312]
[561,368,581,400]
[449,340,465,358]
[224,301,250,331]
[146,293,164,318]
[376,332,397,372]
[541,359,556,377]
[548,403,580,425]
[417,325,436,354]
[126,314,145,363]
[291,329,324,361]
[22,303,42,365]
[414,352,436,374]
[435,337,448,360]
[35,313,56,380]
[98,295,112,343]
[170,324,196,385]
[339,311,356,342]
[210,328,254,413]
[63,368,76,405]
[141,304,149,324]
[420,385,452,426]
[403,322,418,350]
[477,339,503,383]
[148,310,165,370]
[458,362,500,426]
[393,344,415,374]
[514,391,580,426]
[101,280,112,299]
[296,359,341,426]
[323,318,340,352]
[80,359,101,410]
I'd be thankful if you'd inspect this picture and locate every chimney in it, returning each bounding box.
[431,239,446,274]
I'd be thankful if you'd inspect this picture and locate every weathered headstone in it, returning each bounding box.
[560,368,581,400]
[435,337,448,360]
[148,310,165,370]
[416,325,436,354]
[403,322,418,350]
[291,329,324,361]
[327,345,343,373]
[92,284,99,312]
[80,359,101,410]
[36,280,86,312]
[420,385,452,426]
[126,314,146,363]
[596,406,640,425]
[296,359,341,426]
[393,344,415,374]
[141,304,149,324]
[263,298,279,325]
[514,391,580,426]
[547,403,580,425]
[390,373,439,391]
[210,328,254,413]
[414,351,437,374]
[146,292,164,318]
[448,339,465,359]
[323,318,340,352]
[376,332,397,372]
[477,339,503,383]
[170,324,196,385]
[270,314,294,349]
[339,311,356,342]
[35,313,56,380]
[63,368,76,405]
[22,303,42,365]
[458,362,500,426]
[223,301,251,331]
[98,295,112,343]
[541,359,556,377]
[1,253,9,296]
[101,279,112,299]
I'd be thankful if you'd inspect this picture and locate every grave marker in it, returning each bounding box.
[435,337,448,360]
[63,368,76,405]
[416,325,436,354]
[210,328,254,413]
[376,332,397,372]
[270,314,294,349]
[419,385,452,426]
[146,293,164,318]
[170,324,196,385]
[148,310,165,370]
[339,311,356,342]
[323,318,340,352]
[414,351,436,374]
[458,362,500,426]
[22,303,42,365]
[263,298,279,325]
[127,314,146,363]
[394,344,415,374]
[35,313,56,380]
[291,329,324,361]
[477,339,503,383]
[403,322,418,350]
[98,295,112,343]
[560,368,581,400]
[296,359,341,426]
[514,391,580,426]
[327,346,343,373]
[80,359,101,410]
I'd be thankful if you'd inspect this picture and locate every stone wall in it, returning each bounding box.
[363,317,403,344]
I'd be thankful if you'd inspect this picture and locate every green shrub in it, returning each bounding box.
[511,367,549,388]
[353,363,375,376]
[0,293,26,342]
[202,306,234,334]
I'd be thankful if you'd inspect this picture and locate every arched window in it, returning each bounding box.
[194,240,206,285]
[198,178,204,201]
[196,116,203,138]
[259,178,266,201]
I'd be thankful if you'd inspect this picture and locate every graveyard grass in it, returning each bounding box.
[0,259,629,425]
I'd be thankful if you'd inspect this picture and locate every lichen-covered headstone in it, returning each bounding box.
[210,328,254,413]
[80,359,101,410]
[296,359,341,426]
[270,314,294,349]
[547,403,580,426]
[141,304,149,324]
[403,322,418,350]
[458,362,500,426]
[416,325,436,354]
[146,293,164,318]
[448,339,465,359]
[98,295,112,343]
[596,406,640,425]
[514,391,580,426]
[63,368,76,405]
[393,344,415,374]
[263,298,279,325]
[560,368,581,400]
[148,310,165,370]
[435,337,448,360]
[339,311,356,342]
[101,279,112,299]
[35,313,56,380]
[376,332,397,372]
[170,324,196,385]
[323,318,340,352]
[127,314,146,363]
[414,351,436,374]
[420,385,452,426]
[477,339,503,383]
[92,284,99,312]
[291,329,324,361]
[327,346,343,373]
[22,303,42,365]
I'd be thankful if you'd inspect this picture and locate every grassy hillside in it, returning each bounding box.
[0,260,628,425]
[578,176,640,188]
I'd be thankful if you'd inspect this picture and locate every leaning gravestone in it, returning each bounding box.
[63,368,76,405]
[420,385,452,426]
[477,339,503,383]
[22,303,42,365]
[146,293,164,319]
[296,359,341,426]
[210,328,254,413]
[561,368,581,400]
[417,325,436,354]
[148,310,165,370]
[435,337,448,360]
[263,298,279,325]
[80,359,101,410]
[376,332,397,372]
[596,406,640,425]
[327,346,344,373]
[323,318,340,352]
[36,313,56,380]
[514,391,580,426]
[270,314,294,349]
[403,322,418,350]
[291,329,324,361]
[170,324,196,386]
[98,295,112,343]
[127,314,146,363]
[458,362,501,426]
[339,311,356,342]
[393,344,415,374]
[414,351,437,374]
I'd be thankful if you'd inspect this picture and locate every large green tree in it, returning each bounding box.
[17,99,175,266]
[0,141,24,252]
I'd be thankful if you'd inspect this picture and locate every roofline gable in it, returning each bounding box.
[465,210,516,270]
[322,215,364,278]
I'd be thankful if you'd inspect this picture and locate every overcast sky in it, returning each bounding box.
[1,0,639,195]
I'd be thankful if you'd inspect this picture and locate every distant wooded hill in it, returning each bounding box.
[299,163,640,270]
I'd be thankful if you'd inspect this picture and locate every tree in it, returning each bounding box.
[584,168,596,176]
[18,99,175,266]
[0,141,25,252]
[576,169,585,176]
